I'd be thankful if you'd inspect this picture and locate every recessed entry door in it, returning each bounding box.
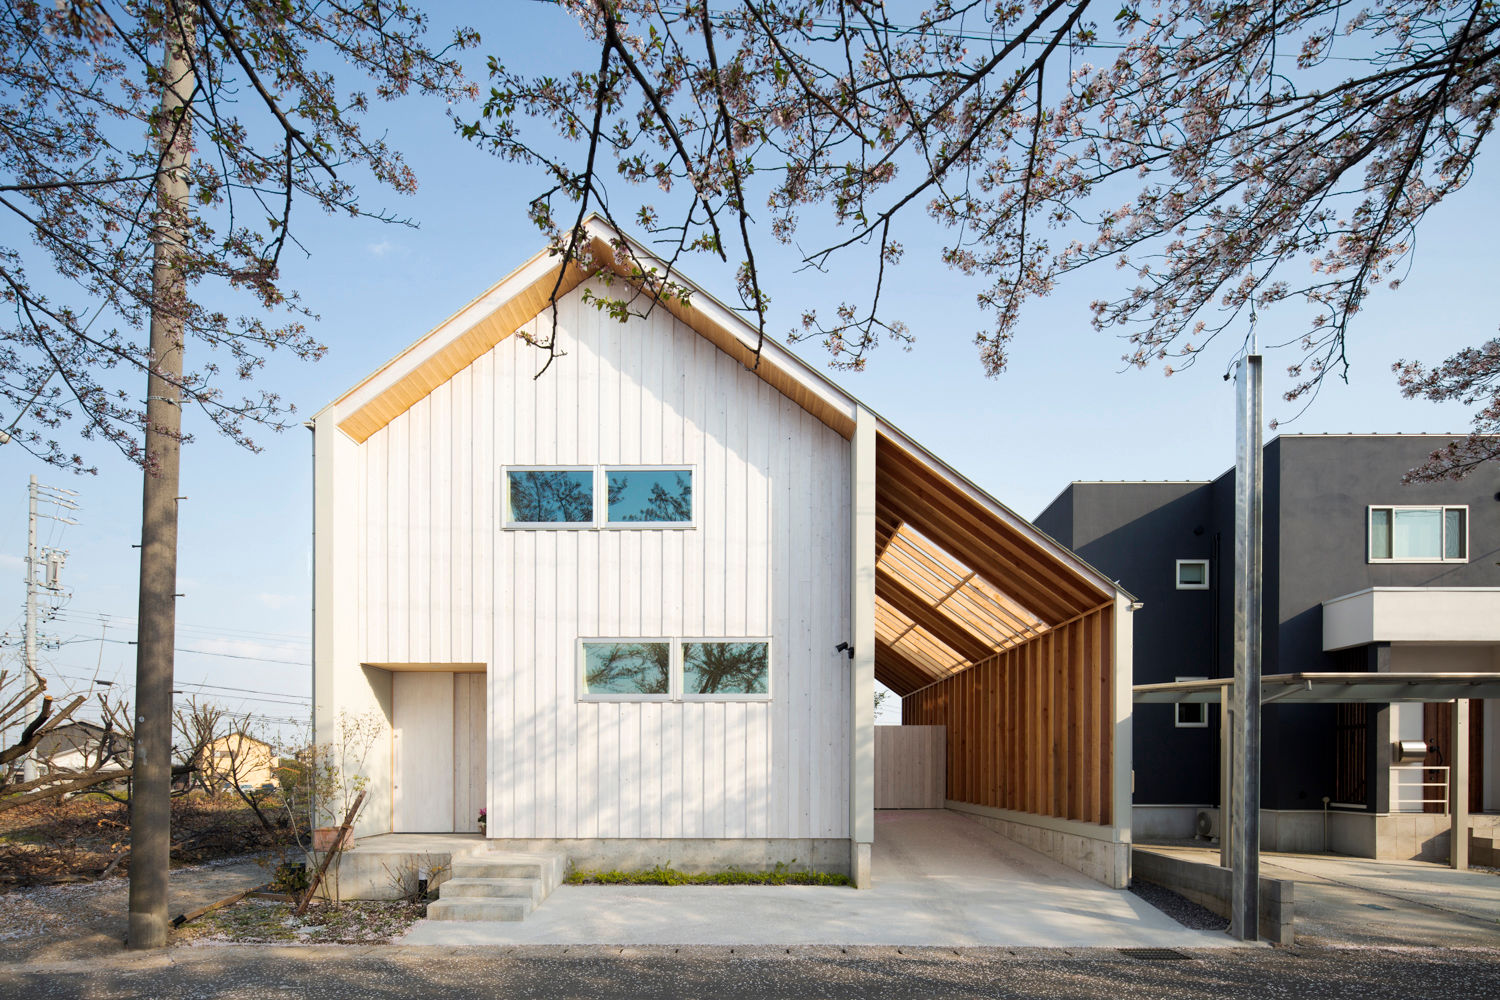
[392,672,486,833]
[392,673,454,832]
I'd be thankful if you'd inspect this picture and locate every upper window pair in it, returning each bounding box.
[1368,505,1467,563]
[505,467,694,528]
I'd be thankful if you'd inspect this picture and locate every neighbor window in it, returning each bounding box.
[1175,677,1208,728]
[1176,559,1210,590]
[605,467,694,525]
[1368,506,1467,562]
[681,641,771,698]
[580,641,671,699]
[505,468,595,525]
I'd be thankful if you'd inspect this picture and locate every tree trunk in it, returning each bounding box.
[128,2,195,951]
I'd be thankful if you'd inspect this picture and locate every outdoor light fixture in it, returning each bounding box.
[834,642,854,660]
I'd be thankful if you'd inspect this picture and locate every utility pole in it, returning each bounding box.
[1230,335,1264,942]
[128,5,195,951]
[18,476,76,782]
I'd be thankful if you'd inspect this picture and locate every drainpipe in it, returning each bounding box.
[305,420,317,827]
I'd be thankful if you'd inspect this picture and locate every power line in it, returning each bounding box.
[52,609,309,646]
[46,669,310,704]
[43,632,309,666]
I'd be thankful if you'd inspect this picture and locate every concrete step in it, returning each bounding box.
[439,877,543,905]
[426,897,530,922]
[453,850,568,892]
[429,850,569,922]
[451,858,546,881]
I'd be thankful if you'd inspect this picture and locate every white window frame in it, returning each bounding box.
[1367,505,1468,564]
[502,465,598,529]
[1175,559,1210,590]
[600,465,698,529]
[577,638,675,702]
[678,637,773,702]
[1175,676,1209,728]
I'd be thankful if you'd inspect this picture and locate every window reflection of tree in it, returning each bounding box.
[511,471,593,522]
[586,642,670,694]
[684,642,768,694]
[608,472,691,522]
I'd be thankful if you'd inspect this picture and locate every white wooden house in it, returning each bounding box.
[312,217,1136,889]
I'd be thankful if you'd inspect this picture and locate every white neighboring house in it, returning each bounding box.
[312,217,1135,888]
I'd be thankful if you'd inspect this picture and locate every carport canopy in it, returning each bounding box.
[1134,672,1500,705]
[873,430,1120,696]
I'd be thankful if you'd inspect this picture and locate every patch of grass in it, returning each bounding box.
[565,862,851,887]
[175,898,425,944]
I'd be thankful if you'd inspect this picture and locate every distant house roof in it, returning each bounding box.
[318,217,1129,696]
[34,721,129,765]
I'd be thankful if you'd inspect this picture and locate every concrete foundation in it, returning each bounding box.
[483,837,852,877]
[1132,805,1204,841]
[850,841,871,888]
[1138,805,1500,864]
[947,801,1129,888]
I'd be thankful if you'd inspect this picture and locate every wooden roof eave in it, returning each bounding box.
[324,222,860,444]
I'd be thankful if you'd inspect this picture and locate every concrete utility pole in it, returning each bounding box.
[17,477,76,781]
[1230,339,1264,942]
[128,7,195,951]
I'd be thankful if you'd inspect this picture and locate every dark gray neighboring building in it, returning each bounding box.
[1036,434,1500,857]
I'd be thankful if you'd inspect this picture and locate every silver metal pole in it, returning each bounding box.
[1451,699,1469,870]
[1231,348,1263,941]
[1220,689,1231,868]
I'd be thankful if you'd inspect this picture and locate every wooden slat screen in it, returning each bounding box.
[901,604,1114,825]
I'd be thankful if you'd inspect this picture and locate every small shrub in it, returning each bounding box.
[270,861,310,895]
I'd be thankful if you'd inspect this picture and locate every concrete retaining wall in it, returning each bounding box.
[1132,848,1294,945]
[316,847,472,901]
[948,801,1129,889]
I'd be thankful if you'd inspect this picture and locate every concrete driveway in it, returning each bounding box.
[402,810,1234,948]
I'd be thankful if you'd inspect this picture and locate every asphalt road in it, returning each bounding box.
[4,944,1499,999]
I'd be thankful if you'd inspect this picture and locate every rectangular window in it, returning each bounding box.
[580,641,671,699]
[1368,506,1467,562]
[604,467,694,526]
[1175,677,1208,728]
[505,468,595,526]
[1176,559,1210,590]
[681,640,771,699]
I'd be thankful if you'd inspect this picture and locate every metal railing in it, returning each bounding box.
[1391,764,1450,813]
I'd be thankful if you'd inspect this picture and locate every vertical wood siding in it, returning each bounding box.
[902,605,1114,825]
[359,278,852,840]
[873,725,945,808]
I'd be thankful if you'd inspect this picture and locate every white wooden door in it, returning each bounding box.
[392,672,455,832]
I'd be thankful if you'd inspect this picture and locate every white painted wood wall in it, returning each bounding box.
[356,278,852,840]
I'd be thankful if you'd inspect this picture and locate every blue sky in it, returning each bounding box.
[2,2,1494,735]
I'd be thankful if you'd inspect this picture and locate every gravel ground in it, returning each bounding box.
[0,854,271,965]
[4,943,1500,999]
[1128,881,1229,932]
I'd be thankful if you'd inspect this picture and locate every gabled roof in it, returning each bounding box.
[320,215,1126,697]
